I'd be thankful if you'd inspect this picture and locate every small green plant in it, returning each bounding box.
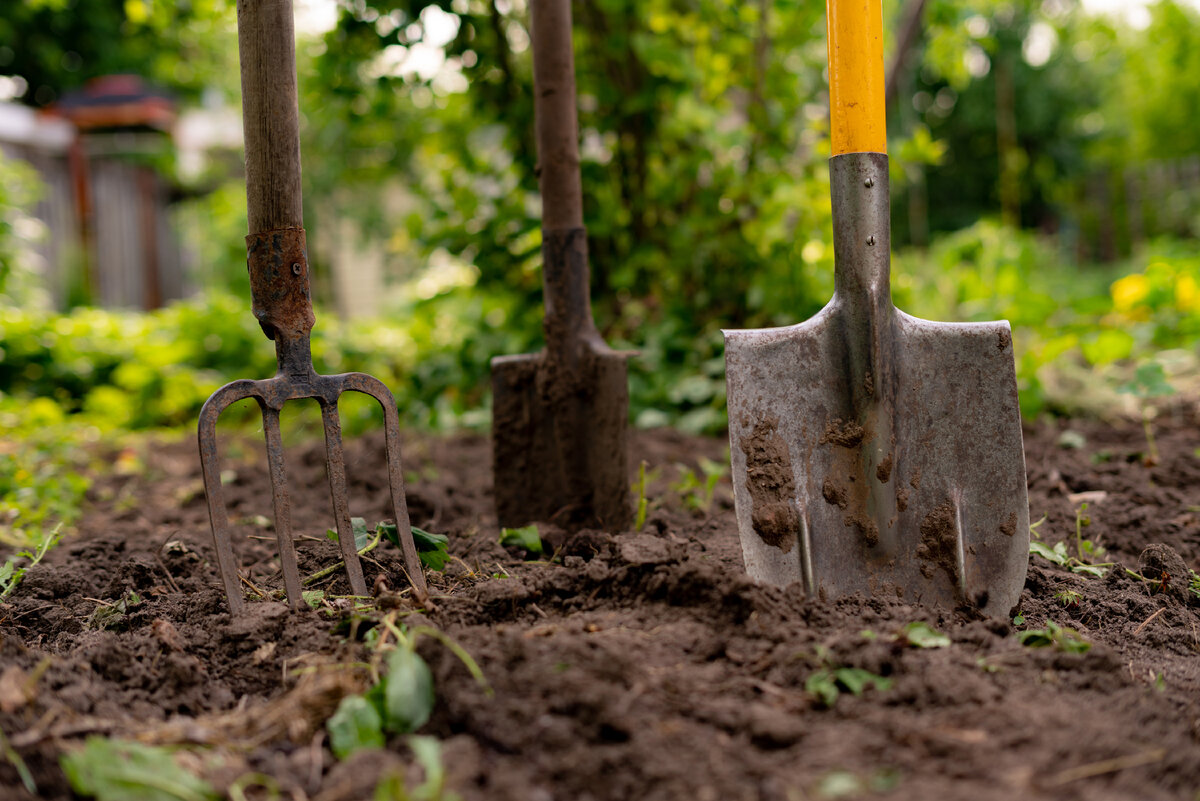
[86,590,143,631]
[0,522,61,601]
[633,460,649,531]
[328,617,489,760]
[60,737,219,801]
[372,736,461,801]
[805,667,893,708]
[1118,361,1176,466]
[379,522,451,571]
[1031,510,1110,576]
[1071,502,1107,561]
[900,621,951,649]
[0,724,34,794]
[498,524,542,554]
[670,457,727,513]
[1189,569,1200,601]
[1016,621,1091,653]
[1054,589,1083,609]
[319,519,451,579]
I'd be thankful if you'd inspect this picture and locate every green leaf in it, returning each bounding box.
[1017,621,1091,653]
[1070,563,1108,578]
[1016,628,1055,648]
[302,590,325,609]
[326,517,371,550]
[328,695,386,759]
[60,737,219,801]
[1030,540,1068,566]
[499,524,543,554]
[804,670,840,708]
[378,523,451,571]
[902,621,951,649]
[407,735,450,799]
[832,668,893,696]
[383,646,436,734]
[351,517,371,551]
[410,526,449,552]
[1118,361,1176,399]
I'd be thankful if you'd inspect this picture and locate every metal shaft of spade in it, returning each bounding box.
[198,0,428,613]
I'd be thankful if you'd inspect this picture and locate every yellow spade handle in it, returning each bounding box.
[827,0,886,155]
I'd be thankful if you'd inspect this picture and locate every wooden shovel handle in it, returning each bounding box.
[531,0,583,231]
[826,0,887,155]
[530,0,602,355]
[237,0,304,234]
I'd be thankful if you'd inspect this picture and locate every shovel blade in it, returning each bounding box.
[492,346,632,530]
[725,306,1029,616]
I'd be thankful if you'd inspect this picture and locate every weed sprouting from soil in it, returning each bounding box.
[671,457,727,513]
[900,621,951,649]
[499,524,543,555]
[805,667,893,708]
[633,460,649,531]
[328,612,489,760]
[1017,621,1092,653]
[0,522,60,601]
[374,736,461,801]
[1055,589,1083,609]
[60,737,219,801]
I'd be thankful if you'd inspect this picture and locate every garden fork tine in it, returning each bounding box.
[198,0,427,613]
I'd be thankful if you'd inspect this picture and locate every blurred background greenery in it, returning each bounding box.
[2,0,1200,544]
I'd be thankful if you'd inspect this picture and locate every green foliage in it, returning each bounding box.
[671,457,727,513]
[372,737,461,801]
[1118,362,1176,400]
[408,526,452,572]
[0,0,237,106]
[633,460,649,531]
[0,521,59,600]
[805,668,893,709]
[328,622,487,761]
[329,695,387,759]
[0,151,49,308]
[326,517,375,551]
[1054,589,1082,608]
[0,724,35,794]
[499,524,542,555]
[1016,621,1091,653]
[900,621,951,649]
[384,645,437,734]
[1029,539,1108,578]
[0,288,523,434]
[60,737,218,801]
[85,589,143,631]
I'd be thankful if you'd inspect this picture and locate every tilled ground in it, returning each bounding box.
[1,411,1199,801]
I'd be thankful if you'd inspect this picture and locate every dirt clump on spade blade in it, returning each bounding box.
[2,412,1200,800]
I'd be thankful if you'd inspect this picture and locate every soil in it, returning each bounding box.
[2,409,1200,801]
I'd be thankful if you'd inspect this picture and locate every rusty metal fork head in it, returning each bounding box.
[198,227,428,613]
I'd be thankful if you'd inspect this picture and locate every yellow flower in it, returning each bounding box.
[1175,274,1200,312]
[1111,273,1150,312]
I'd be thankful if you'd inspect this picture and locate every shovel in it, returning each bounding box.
[491,0,632,531]
[198,0,427,612]
[724,0,1029,615]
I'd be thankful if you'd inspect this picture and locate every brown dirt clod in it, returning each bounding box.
[917,500,959,586]
[740,417,799,553]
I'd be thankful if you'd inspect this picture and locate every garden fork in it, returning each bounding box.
[198,0,427,613]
